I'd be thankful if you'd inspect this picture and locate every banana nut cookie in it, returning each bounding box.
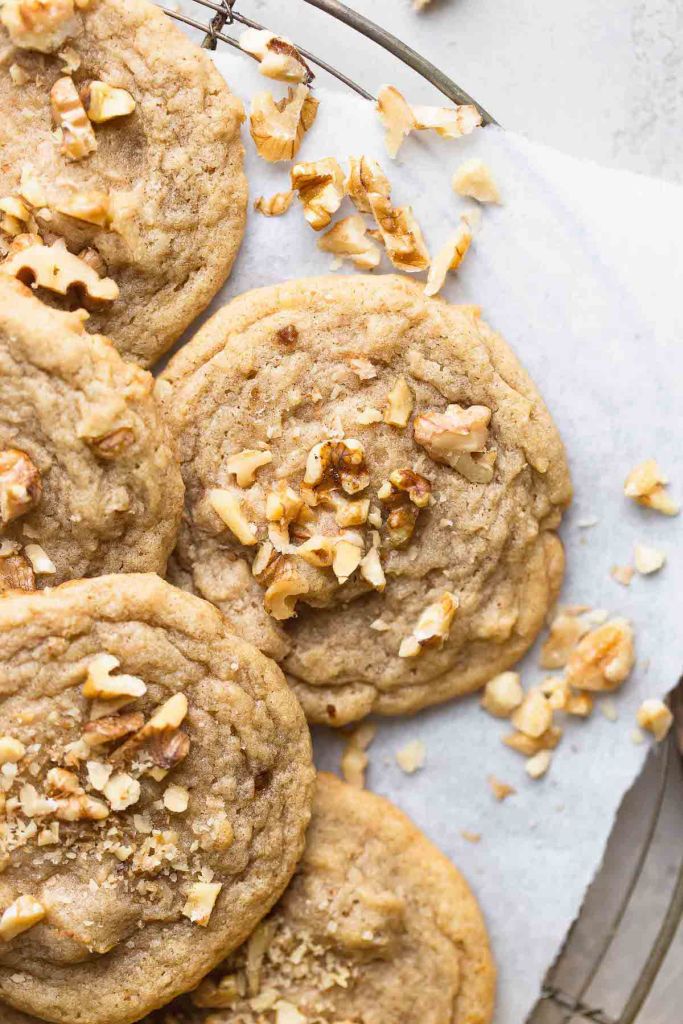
[0,0,247,366]
[0,278,183,591]
[0,574,314,1024]
[162,275,572,725]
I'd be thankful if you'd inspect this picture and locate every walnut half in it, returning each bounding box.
[0,448,42,524]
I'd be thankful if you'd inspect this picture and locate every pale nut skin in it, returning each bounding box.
[0,448,42,525]
[413,404,492,467]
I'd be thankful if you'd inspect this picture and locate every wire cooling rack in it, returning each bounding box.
[156,3,683,1019]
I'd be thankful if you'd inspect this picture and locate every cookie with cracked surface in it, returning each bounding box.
[0,278,183,591]
[0,0,246,366]
[0,573,314,1024]
[162,275,572,725]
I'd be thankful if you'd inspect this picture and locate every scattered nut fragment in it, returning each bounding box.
[539,612,588,669]
[376,84,482,155]
[565,690,594,717]
[356,407,383,425]
[148,693,188,732]
[103,772,141,811]
[488,775,516,801]
[384,376,413,427]
[226,449,273,488]
[18,164,47,209]
[266,481,303,524]
[182,882,222,927]
[331,494,370,527]
[24,543,55,575]
[51,76,97,160]
[526,749,552,780]
[83,711,144,747]
[208,488,258,546]
[346,155,388,214]
[239,28,310,83]
[412,101,482,139]
[0,448,42,525]
[254,191,294,217]
[291,158,345,231]
[85,760,112,791]
[249,85,318,163]
[9,63,31,85]
[317,215,381,270]
[85,426,135,461]
[54,793,109,821]
[538,675,571,711]
[81,80,136,123]
[45,767,80,795]
[634,543,666,575]
[503,726,562,756]
[453,450,497,484]
[636,699,673,742]
[332,537,363,584]
[163,784,190,813]
[0,736,26,764]
[452,159,501,204]
[424,218,473,296]
[359,546,385,591]
[611,564,634,587]
[395,738,426,774]
[376,85,416,158]
[340,723,376,789]
[1,238,119,303]
[565,619,635,692]
[264,567,309,620]
[414,403,491,466]
[481,671,523,718]
[302,438,370,498]
[1,0,79,53]
[398,591,458,658]
[55,190,111,228]
[461,830,481,843]
[82,653,147,700]
[0,895,45,942]
[624,459,679,515]
[295,534,335,568]
[510,689,553,739]
[386,468,431,508]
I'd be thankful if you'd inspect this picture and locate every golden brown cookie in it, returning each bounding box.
[162,275,572,724]
[0,574,314,1024]
[0,278,183,590]
[0,0,247,366]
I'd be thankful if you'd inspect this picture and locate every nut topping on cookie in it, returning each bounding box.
[82,653,147,700]
[302,438,370,501]
[83,711,144,747]
[0,0,78,53]
[55,190,111,227]
[50,77,97,160]
[398,591,458,658]
[0,737,26,764]
[80,81,136,123]
[384,376,414,427]
[250,85,318,163]
[332,536,363,584]
[565,619,634,692]
[359,546,385,590]
[1,238,119,302]
[264,568,309,620]
[226,448,273,487]
[86,426,135,460]
[208,488,258,545]
[0,894,45,941]
[291,158,346,231]
[182,881,222,927]
[414,403,491,466]
[0,448,41,524]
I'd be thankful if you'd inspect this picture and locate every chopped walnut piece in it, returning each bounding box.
[0,448,41,525]
[503,726,562,757]
[225,449,273,488]
[82,653,147,700]
[359,546,385,590]
[45,767,80,795]
[208,488,258,546]
[565,619,635,692]
[24,543,55,575]
[348,357,377,380]
[511,688,553,738]
[191,974,244,1009]
[399,591,458,658]
[346,156,390,214]
[0,895,45,942]
[303,438,370,498]
[387,468,432,508]
[452,158,501,204]
[9,63,31,85]
[50,76,97,160]
[264,568,309,620]
[414,403,491,467]
[2,238,119,302]
[55,190,111,228]
[145,729,190,770]
[0,554,33,592]
[254,191,294,217]
[454,450,497,484]
[481,671,523,718]
[384,376,413,427]
[331,494,370,528]
[624,459,679,515]
[80,80,136,123]
[376,84,416,158]
[526,749,552,780]
[372,201,430,273]
[85,426,135,461]
[250,85,318,163]
[636,699,673,742]
[538,675,570,711]
[148,693,188,731]
[239,27,310,83]
[163,784,189,813]
[85,760,112,791]
[103,772,140,811]
[18,165,47,209]
[54,793,109,821]
[182,882,222,927]
[488,775,516,802]
[412,101,482,139]
[0,736,26,764]
[540,612,588,669]
[634,543,666,575]
[340,723,376,788]
[395,739,426,774]
[83,711,144,747]
[332,537,363,584]
[295,534,335,568]
[424,218,473,297]
[611,564,634,587]
[291,158,345,231]
[356,407,383,426]
[317,214,381,270]
[1,0,78,53]
[566,691,594,717]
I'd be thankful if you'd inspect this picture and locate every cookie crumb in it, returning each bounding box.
[624,459,679,515]
[461,830,481,843]
[395,739,425,774]
[611,564,634,587]
[599,698,618,722]
[340,724,376,789]
[481,671,523,718]
[630,728,645,745]
[634,543,666,575]
[452,159,501,204]
[525,750,552,780]
[488,775,516,801]
[636,699,673,742]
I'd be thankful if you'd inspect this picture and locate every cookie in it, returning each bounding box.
[0,0,247,366]
[125,772,495,1024]
[0,574,314,1024]
[162,275,572,725]
[0,278,183,591]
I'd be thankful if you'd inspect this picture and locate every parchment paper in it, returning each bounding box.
[203,54,683,1023]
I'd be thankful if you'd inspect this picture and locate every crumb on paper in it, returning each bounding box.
[599,698,618,722]
[565,618,635,692]
[318,214,381,270]
[249,85,318,163]
[503,725,562,757]
[424,217,473,297]
[481,671,523,718]
[452,158,501,204]
[511,688,553,739]
[577,516,599,528]
[636,699,673,742]
[291,157,345,231]
[461,830,481,843]
[488,775,516,802]
[611,564,634,586]
[634,543,666,575]
[395,739,425,774]
[376,84,481,157]
[340,723,376,789]
[526,750,552,780]
[539,611,588,669]
[254,191,294,217]
[624,459,679,516]
[630,728,645,745]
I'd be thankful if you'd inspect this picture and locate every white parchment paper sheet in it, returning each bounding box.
[200,55,683,1023]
